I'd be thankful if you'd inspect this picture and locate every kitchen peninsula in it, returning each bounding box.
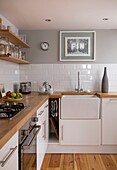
[0,91,117,148]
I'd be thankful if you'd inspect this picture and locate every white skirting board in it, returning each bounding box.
[46,144,117,153]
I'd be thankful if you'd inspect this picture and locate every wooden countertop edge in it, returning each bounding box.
[96,92,117,98]
[49,92,62,98]
[51,91,117,98]
[39,91,117,98]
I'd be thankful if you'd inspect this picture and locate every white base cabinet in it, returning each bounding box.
[102,98,117,145]
[60,120,101,145]
[36,100,48,170]
[0,132,18,170]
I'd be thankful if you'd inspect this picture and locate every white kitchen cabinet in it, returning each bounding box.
[0,132,18,170]
[36,100,48,170]
[60,96,101,146]
[102,98,117,145]
[61,95,100,119]
[60,120,101,145]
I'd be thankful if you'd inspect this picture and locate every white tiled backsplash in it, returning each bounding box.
[0,61,19,91]
[0,63,117,92]
[19,64,117,92]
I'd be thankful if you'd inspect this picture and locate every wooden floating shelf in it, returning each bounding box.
[0,29,30,48]
[0,55,30,64]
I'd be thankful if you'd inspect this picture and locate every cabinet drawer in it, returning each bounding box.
[102,98,117,145]
[60,120,101,145]
[102,98,117,114]
[0,132,18,170]
[36,100,48,123]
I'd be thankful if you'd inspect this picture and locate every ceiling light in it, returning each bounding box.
[102,18,109,21]
[45,19,51,22]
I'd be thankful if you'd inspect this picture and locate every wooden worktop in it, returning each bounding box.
[61,91,97,95]
[49,92,62,98]
[0,92,48,149]
[52,91,117,98]
[96,92,117,98]
[41,91,117,98]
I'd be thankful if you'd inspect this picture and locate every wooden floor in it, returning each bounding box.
[23,153,36,170]
[41,154,117,170]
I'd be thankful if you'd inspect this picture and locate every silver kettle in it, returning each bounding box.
[42,81,51,92]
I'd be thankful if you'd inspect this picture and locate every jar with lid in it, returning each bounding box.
[5,44,11,55]
[18,47,22,59]
[0,44,5,55]
[21,51,26,60]
[13,46,19,58]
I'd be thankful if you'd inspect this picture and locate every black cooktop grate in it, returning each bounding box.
[0,102,25,118]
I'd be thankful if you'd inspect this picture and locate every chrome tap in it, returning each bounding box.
[75,72,83,92]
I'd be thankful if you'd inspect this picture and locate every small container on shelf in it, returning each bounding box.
[0,44,5,55]
[5,44,11,55]
[19,34,27,43]
[21,51,26,60]
[7,25,12,31]
[13,46,19,58]
[18,48,22,59]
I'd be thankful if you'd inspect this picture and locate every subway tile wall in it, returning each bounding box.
[0,60,20,91]
[19,64,117,92]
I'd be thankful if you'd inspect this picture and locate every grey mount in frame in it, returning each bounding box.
[59,31,96,61]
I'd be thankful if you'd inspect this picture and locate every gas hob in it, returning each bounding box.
[0,102,25,118]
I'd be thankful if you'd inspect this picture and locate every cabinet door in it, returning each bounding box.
[37,100,48,149]
[60,120,101,145]
[102,98,117,145]
[43,100,49,149]
[36,126,45,170]
[0,132,18,170]
[36,100,48,170]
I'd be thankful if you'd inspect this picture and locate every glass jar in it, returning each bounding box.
[0,44,5,55]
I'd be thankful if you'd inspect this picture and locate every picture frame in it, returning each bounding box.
[60,31,96,61]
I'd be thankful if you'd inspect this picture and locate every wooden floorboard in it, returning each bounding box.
[75,154,89,170]
[100,154,117,170]
[41,154,117,170]
[23,153,36,170]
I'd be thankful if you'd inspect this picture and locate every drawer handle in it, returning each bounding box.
[38,110,44,116]
[44,105,48,108]
[42,121,46,139]
[109,99,117,102]
[0,146,17,167]
[61,125,63,141]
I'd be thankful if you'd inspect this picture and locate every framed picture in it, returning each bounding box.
[60,31,96,61]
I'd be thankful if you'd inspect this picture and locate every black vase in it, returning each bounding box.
[101,67,109,93]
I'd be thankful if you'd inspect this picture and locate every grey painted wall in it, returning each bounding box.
[20,30,117,64]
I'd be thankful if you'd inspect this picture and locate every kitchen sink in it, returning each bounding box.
[61,95,100,119]
[62,95,97,98]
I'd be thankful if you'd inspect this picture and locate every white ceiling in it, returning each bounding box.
[0,0,117,30]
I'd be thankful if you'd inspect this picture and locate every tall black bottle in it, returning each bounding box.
[101,67,109,93]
